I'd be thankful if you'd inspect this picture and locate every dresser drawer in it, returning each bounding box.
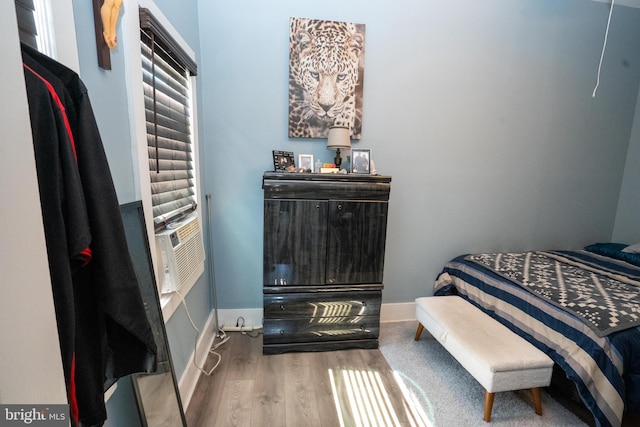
[263,290,381,319]
[263,315,380,345]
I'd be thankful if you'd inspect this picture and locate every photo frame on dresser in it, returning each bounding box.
[351,148,371,174]
[273,150,295,171]
[298,154,314,172]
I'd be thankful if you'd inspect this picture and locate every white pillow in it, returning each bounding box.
[622,243,640,254]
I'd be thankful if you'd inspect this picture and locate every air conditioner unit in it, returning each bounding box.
[155,212,206,294]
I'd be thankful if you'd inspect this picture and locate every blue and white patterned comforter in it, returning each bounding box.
[434,250,640,427]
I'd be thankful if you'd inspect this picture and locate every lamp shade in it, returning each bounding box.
[326,126,351,150]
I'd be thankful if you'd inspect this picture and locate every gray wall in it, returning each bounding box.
[613,85,640,242]
[197,0,640,309]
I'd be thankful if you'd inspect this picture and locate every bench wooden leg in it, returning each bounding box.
[415,323,424,341]
[531,387,542,415]
[484,391,495,422]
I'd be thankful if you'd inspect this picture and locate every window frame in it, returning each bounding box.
[121,0,202,320]
[15,0,79,72]
[140,17,197,231]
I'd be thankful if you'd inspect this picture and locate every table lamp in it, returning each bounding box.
[326,126,351,169]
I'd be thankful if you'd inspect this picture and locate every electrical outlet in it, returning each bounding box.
[221,324,261,332]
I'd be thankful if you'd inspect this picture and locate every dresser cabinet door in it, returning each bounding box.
[326,200,388,284]
[263,199,327,286]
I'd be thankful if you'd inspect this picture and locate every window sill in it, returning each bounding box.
[159,265,203,322]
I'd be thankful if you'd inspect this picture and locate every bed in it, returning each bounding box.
[433,243,640,427]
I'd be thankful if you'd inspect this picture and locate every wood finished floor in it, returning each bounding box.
[185,332,425,427]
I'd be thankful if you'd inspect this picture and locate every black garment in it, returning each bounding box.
[21,44,157,427]
[22,63,89,424]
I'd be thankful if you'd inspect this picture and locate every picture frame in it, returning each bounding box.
[288,18,366,139]
[298,154,314,172]
[351,148,371,174]
[273,150,295,171]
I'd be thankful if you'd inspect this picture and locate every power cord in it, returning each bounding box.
[244,329,262,338]
[176,290,230,376]
[592,0,615,98]
[234,316,263,338]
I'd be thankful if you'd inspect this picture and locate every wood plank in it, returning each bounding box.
[225,330,260,381]
[185,332,421,427]
[185,333,234,426]
[214,379,254,427]
[251,353,286,427]
[283,352,322,427]
[324,349,407,427]
[355,348,428,426]
[307,350,345,427]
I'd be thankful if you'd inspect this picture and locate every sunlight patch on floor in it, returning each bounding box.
[393,371,433,427]
[328,368,432,427]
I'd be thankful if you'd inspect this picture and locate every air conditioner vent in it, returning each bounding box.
[156,213,206,294]
[175,224,205,285]
[177,218,200,242]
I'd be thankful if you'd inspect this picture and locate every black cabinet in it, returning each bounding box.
[264,199,327,286]
[262,172,391,354]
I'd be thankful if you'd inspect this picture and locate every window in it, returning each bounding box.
[14,0,56,57]
[139,8,198,231]
[15,0,37,49]
[32,0,56,57]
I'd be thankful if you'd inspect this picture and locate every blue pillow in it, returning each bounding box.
[584,243,640,267]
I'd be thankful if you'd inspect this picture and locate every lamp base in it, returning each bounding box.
[334,148,342,169]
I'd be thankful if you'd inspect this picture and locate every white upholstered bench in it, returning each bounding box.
[414,296,553,422]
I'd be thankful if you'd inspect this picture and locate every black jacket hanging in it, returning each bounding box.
[21,44,157,427]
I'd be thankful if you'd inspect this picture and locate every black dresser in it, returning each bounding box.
[262,172,391,354]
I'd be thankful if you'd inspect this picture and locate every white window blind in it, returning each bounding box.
[139,8,198,231]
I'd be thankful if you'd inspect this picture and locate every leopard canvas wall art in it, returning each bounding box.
[288,17,366,139]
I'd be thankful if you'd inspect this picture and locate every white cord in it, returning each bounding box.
[175,290,229,376]
[592,0,615,98]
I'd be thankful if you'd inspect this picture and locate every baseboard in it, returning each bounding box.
[217,308,263,330]
[178,309,217,411]
[380,302,416,322]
